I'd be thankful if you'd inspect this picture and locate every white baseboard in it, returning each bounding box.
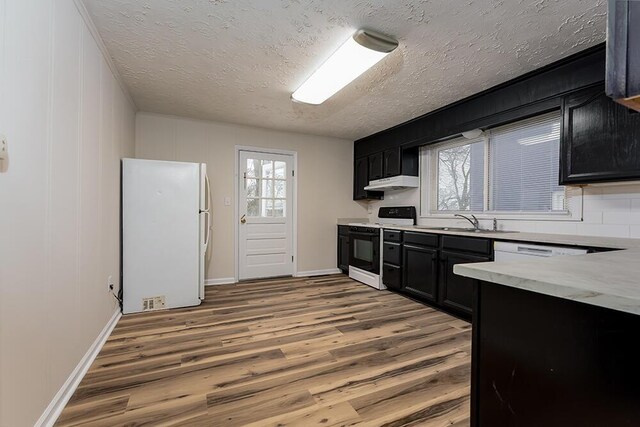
[35,308,122,427]
[295,268,342,277]
[205,277,236,286]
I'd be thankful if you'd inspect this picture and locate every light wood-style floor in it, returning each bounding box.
[56,274,471,426]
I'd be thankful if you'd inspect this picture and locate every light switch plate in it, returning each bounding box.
[224,197,231,206]
[0,135,7,160]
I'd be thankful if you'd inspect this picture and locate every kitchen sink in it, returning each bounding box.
[414,226,474,232]
[414,226,516,234]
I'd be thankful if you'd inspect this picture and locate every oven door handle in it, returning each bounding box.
[350,231,378,238]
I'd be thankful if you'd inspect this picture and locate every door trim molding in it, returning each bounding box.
[234,145,298,282]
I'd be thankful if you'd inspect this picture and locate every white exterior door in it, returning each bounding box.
[238,150,294,280]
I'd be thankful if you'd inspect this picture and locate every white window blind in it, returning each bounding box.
[488,113,565,212]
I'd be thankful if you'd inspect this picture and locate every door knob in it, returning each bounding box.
[240,214,246,224]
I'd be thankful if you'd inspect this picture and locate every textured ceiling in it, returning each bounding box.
[82,0,607,140]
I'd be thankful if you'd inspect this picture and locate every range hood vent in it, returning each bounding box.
[364,175,419,191]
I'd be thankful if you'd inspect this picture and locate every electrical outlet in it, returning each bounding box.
[224,196,231,206]
[107,275,114,292]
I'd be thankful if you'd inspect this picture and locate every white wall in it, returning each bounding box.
[369,185,640,238]
[0,1,136,425]
[135,113,367,281]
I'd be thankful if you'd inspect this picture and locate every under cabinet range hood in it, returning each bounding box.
[364,175,419,191]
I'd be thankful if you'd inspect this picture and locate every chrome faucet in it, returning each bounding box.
[454,214,480,231]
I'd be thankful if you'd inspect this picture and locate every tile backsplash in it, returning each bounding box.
[368,183,640,239]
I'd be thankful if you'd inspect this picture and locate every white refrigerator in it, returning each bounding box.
[122,158,211,314]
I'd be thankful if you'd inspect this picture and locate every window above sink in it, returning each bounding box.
[420,112,583,222]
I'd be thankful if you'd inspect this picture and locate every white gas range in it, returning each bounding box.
[347,206,416,290]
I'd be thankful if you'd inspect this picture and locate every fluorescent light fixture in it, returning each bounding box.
[291,29,398,105]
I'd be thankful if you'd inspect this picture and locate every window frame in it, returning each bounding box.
[420,112,583,221]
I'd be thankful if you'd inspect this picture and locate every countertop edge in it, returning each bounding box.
[376,225,640,250]
[454,262,640,316]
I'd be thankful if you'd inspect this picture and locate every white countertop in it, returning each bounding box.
[337,217,369,226]
[380,224,640,249]
[379,224,640,315]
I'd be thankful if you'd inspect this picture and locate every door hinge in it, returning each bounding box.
[292,256,294,262]
[292,170,295,177]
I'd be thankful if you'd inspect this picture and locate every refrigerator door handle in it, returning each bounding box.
[203,211,211,247]
[205,173,211,212]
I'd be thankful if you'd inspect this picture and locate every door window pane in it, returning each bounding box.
[261,160,273,178]
[274,200,285,217]
[274,161,286,179]
[247,198,259,216]
[246,159,259,177]
[261,199,273,216]
[245,157,288,218]
[274,180,286,198]
[437,140,485,211]
[246,179,258,197]
[261,179,273,198]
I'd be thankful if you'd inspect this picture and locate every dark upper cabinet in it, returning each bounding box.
[354,46,606,160]
[439,250,491,318]
[354,157,368,200]
[560,84,640,184]
[606,0,640,112]
[368,152,383,181]
[403,244,438,302]
[383,148,401,177]
[353,157,383,200]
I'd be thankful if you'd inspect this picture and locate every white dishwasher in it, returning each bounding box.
[494,241,588,262]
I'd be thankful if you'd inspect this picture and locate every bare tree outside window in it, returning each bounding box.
[436,141,485,212]
[438,145,472,210]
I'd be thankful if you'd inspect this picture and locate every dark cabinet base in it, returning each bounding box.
[472,281,640,426]
[403,244,437,302]
[337,226,350,273]
[439,251,490,318]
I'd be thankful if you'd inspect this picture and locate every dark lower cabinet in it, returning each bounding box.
[403,244,438,302]
[337,226,350,273]
[382,242,401,265]
[561,84,640,184]
[338,235,349,273]
[382,263,402,290]
[472,281,640,426]
[382,230,403,290]
[381,229,492,318]
[439,250,490,317]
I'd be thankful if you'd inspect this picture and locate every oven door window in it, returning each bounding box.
[353,239,374,263]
